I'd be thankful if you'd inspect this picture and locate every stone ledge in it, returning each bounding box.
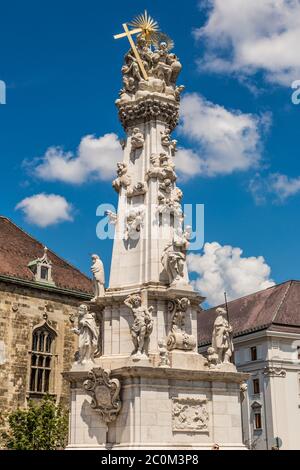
[64,365,249,385]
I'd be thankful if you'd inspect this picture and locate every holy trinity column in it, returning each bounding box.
[65,13,247,451]
[109,12,191,290]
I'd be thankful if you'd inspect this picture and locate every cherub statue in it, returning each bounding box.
[158,339,170,367]
[112,162,131,192]
[124,294,154,360]
[207,346,219,369]
[91,254,105,300]
[173,225,192,252]
[105,210,117,225]
[72,304,99,364]
[125,207,145,240]
[211,307,234,364]
[131,127,145,150]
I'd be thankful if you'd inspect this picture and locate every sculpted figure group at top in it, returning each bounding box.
[120,36,183,100]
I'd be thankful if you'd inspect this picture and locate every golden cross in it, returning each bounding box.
[114,23,148,80]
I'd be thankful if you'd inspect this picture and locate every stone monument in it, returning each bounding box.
[65,11,248,450]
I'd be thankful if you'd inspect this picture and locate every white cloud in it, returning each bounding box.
[188,241,275,306]
[34,133,122,184]
[249,172,300,203]
[176,93,269,178]
[16,193,73,227]
[196,0,300,86]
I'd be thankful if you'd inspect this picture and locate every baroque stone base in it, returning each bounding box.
[65,365,248,450]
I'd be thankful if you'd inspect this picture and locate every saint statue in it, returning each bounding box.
[91,254,105,300]
[161,241,186,285]
[124,294,153,360]
[72,304,99,364]
[211,307,234,364]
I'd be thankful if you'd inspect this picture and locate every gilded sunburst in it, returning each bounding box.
[129,10,160,43]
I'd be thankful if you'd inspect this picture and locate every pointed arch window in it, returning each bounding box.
[29,325,56,395]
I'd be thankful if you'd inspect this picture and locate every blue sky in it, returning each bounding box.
[1,0,300,305]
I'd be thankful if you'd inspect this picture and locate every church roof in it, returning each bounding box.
[198,280,300,346]
[0,216,93,296]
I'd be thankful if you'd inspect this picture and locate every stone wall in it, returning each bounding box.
[0,279,89,418]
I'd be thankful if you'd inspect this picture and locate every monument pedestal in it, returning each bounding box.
[65,364,248,450]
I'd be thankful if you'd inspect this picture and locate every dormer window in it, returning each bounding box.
[28,246,55,285]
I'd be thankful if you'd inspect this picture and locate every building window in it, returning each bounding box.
[254,412,262,430]
[253,378,260,394]
[28,246,55,285]
[251,346,257,361]
[29,327,55,394]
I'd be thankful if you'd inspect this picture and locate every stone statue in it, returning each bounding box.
[173,226,192,252]
[126,181,147,198]
[167,298,196,351]
[131,127,145,150]
[158,339,170,367]
[112,162,131,192]
[106,210,118,225]
[207,347,219,369]
[72,304,99,364]
[152,42,173,85]
[211,307,234,364]
[124,293,153,360]
[91,254,105,300]
[161,127,177,156]
[161,241,186,285]
[125,206,145,240]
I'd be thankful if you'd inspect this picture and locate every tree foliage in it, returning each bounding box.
[1,395,68,450]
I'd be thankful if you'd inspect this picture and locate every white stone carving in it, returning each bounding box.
[91,254,105,300]
[106,210,118,225]
[131,127,145,150]
[126,182,147,199]
[147,152,176,182]
[83,368,122,423]
[167,298,196,351]
[112,162,131,193]
[117,35,182,103]
[161,127,177,156]
[161,241,186,286]
[172,398,209,433]
[173,226,191,252]
[125,206,145,240]
[158,339,170,368]
[124,293,154,360]
[117,98,180,132]
[207,347,219,369]
[212,307,234,365]
[72,304,99,364]
[263,367,286,378]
